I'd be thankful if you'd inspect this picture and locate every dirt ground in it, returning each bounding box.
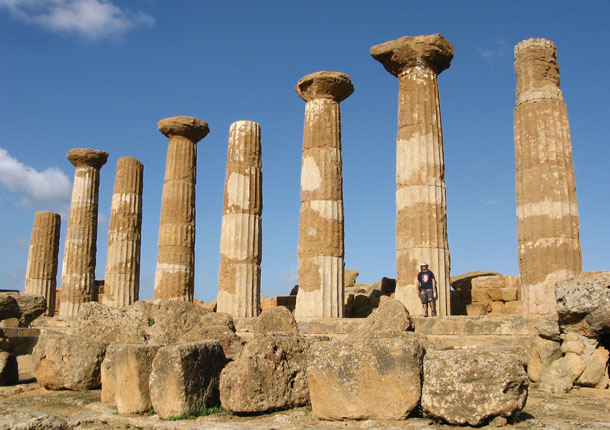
[1,381,609,430]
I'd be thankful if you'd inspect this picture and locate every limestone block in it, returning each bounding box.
[350,299,412,339]
[0,351,18,386]
[0,295,19,320]
[220,335,309,413]
[535,318,561,341]
[115,344,161,415]
[307,335,423,420]
[471,287,491,306]
[504,301,523,315]
[344,269,359,289]
[0,318,19,328]
[422,349,528,426]
[0,293,46,327]
[561,340,586,356]
[0,410,68,430]
[32,331,106,391]
[253,306,298,335]
[489,301,506,315]
[490,287,519,302]
[101,344,119,404]
[466,304,488,316]
[149,341,226,419]
[578,347,610,387]
[538,352,585,393]
[527,336,561,382]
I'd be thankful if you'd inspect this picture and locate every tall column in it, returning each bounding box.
[217,121,262,317]
[24,211,61,316]
[371,34,454,316]
[294,71,353,318]
[59,148,108,316]
[514,38,582,315]
[102,157,144,308]
[154,116,209,301]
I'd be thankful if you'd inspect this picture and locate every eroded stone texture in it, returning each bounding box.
[154,116,209,301]
[24,212,61,316]
[514,38,582,315]
[371,34,453,316]
[102,157,143,309]
[294,71,353,318]
[114,344,161,415]
[60,148,108,316]
[217,121,262,317]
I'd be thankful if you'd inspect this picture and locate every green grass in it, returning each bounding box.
[167,404,229,421]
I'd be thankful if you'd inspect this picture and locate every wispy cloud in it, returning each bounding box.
[0,147,72,212]
[0,0,154,40]
[480,197,501,207]
[477,39,508,66]
[279,267,298,285]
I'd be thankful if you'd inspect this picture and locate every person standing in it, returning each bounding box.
[417,263,437,317]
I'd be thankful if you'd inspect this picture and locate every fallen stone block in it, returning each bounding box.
[115,344,162,415]
[32,330,106,391]
[422,348,528,426]
[149,341,226,419]
[351,299,412,339]
[101,344,119,404]
[220,334,309,413]
[0,410,68,430]
[0,351,18,386]
[307,334,423,420]
[578,346,609,387]
[253,306,298,334]
[0,293,46,327]
[538,352,585,393]
[466,303,488,316]
[527,336,561,382]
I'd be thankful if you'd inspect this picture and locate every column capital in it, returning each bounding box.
[158,116,210,143]
[296,71,354,102]
[370,34,453,77]
[67,148,109,169]
[514,38,561,96]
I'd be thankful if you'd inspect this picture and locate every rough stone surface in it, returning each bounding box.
[0,295,19,320]
[350,299,412,339]
[114,344,162,415]
[102,157,143,309]
[555,272,610,336]
[217,120,262,318]
[535,317,561,341]
[253,306,299,334]
[0,293,46,327]
[578,346,609,387]
[24,212,61,316]
[307,335,423,420]
[100,344,118,404]
[538,352,586,393]
[154,116,209,301]
[422,349,528,425]
[0,410,68,430]
[514,38,582,316]
[371,34,453,316]
[149,341,226,419]
[344,269,359,289]
[295,71,352,318]
[60,148,108,316]
[527,336,561,382]
[32,330,106,391]
[220,334,310,413]
[0,351,18,386]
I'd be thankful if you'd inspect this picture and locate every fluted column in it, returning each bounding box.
[371,34,454,316]
[294,71,353,318]
[217,121,262,317]
[24,211,61,316]
[514,38,582,315]
[154,116,209,301]
[102,157,144,308]
[59,148,108,316]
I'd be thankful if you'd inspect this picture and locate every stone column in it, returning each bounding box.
[217,121,262,317]
[294,71,353,318]
[24,211,61,316]
[102,157,144,308]
[514,38,582,315]
[59,148,108,316]
[371,34,454,316]
[154,116,209,301]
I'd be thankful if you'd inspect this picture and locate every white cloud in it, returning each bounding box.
[0,147,72,211]
[0,0,154,40]
[477,38,508,66]
[279,267,298,285]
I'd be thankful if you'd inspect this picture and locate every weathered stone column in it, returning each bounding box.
[24,211,61,316]
[514,38,582,315]
[294,71,353,318]
[59,148,108,316]
[154,116,209,301]
[371,34,454,316]
[217,121,262,317]
[102,157,144,308]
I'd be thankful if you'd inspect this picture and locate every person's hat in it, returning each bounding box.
[419,262,428,267]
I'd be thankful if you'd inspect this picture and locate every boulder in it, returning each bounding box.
[0,295,19,321]
[578,346,609,387]
[100,344,118,404]
[555,272,610,337]
[534,317,561,341]
[527,336,561,382]
[422,349,528,426]
[32,330,106,391]
[76,302,148,344]
[0,351,18,386]
[0,410,68,430]
[114,344,162,415]
[0,293,46,327]
[351,299,412,339]
[307,334,423,420]
[344,269,359,289]
[220,334,309,413]
[253,306,298,335]
[538,352,586,393]
[149,341,226,419]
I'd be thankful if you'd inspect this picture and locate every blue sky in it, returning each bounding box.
[0,1,608,302]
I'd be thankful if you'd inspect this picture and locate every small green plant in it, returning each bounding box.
[147,317,155,326]
[146,409,155,416]
[573,380,583,388]
[124,424,130,429]
[81,388,88,394]
[167,403,228,420]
